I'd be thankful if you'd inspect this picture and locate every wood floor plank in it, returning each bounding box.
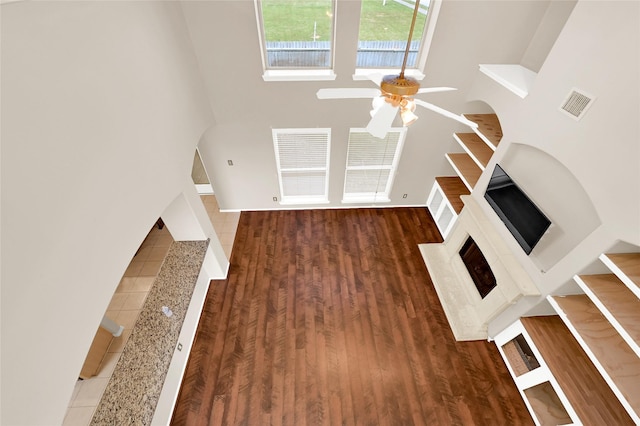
[172,208,532,426]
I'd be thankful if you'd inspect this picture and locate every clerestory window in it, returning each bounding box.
[256,0,337,81]
[354,0,439,79]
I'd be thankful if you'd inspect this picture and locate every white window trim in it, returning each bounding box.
[353,0,441,78]
[263,69,336,82]
[255,0,337,82]
[273,128,331,205]
[342,127,407,204]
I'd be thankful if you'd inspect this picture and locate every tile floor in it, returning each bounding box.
[63,195,238,425]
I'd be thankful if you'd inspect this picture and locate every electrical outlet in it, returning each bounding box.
[227,160,233,166]
[402,193,408,198]
[273,197,278,202]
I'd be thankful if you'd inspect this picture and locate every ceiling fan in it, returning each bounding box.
[316,0,478,138]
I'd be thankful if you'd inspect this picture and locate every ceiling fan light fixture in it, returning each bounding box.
[401,107,419,126]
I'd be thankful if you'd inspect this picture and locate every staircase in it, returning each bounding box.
[495,253,640,425]
[547,252,640,423]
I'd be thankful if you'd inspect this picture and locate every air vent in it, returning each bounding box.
[560,89,594,120]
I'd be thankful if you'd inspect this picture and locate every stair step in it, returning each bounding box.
[574,274,640,358]
[453,133,493,168]
[463,113,503,150]
[548,294,640,423]
[445,153,481,191]
[600,253,640,299]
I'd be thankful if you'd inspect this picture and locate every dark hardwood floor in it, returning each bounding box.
[172,208,532,425]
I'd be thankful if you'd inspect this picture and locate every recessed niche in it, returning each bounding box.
[524,382,572,425]
[501,333,540,376]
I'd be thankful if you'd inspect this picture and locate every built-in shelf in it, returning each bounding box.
[445,153,481,191]
[453,133,493,169]
[523,382,572,426]
[479,64,537,99]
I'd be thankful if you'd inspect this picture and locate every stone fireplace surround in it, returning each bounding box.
[419,195,540,341]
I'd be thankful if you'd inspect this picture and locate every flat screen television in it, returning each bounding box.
[484,164,551,255]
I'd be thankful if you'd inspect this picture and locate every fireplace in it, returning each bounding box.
[419,195,540,340]
[459,237,497,299]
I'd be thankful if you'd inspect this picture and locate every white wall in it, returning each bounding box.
[0,2,212,424]
[465,0,640,335]
[180,0,552,211]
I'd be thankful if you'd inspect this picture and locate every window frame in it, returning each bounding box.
[342,127,407,204]
[255,0,338,82]
[272,128,332,205]
[352,0,442,80]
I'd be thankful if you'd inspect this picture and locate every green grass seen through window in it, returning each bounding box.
[261,0,427,42]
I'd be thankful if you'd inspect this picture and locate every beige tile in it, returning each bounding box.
[71,377,109,407]
[68,379,83,404]
[226,211,241,222]
[140,234,158,247]
[123,261,144,277]
[133,245,152,261]
[115,310,141,330]
[132,276,155,292]
[115,277,137,293]
[147,246,170,261]
[106,293,127,311]
[122,292,147,310]
[211,221,225,233]
[139,261,162,276]
[155,234,174,247]
[221,220,238,233]
[96,351,121,378]
[63,406,96,426]
[219,233,236,246]
[107,329,131,353]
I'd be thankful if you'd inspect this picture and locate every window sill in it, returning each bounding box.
[352,69,425,81]
[341,196,391,204]
[263,69,337,82]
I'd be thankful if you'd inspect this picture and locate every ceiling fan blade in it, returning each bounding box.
[413,99,479,128]
[316,88,381,99]
[416,87,457,94]
[366,101,399,139]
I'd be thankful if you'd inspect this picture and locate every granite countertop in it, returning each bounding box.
[91,240,208,425]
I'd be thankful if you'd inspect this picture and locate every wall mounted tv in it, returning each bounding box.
[484,164,551,255]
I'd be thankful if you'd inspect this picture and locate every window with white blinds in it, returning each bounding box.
[343,128,406,203]
[273,128,331,204]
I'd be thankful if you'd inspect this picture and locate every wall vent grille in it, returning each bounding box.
[560,89,594,120]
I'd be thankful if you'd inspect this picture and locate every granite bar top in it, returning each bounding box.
[91,240,208,425]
